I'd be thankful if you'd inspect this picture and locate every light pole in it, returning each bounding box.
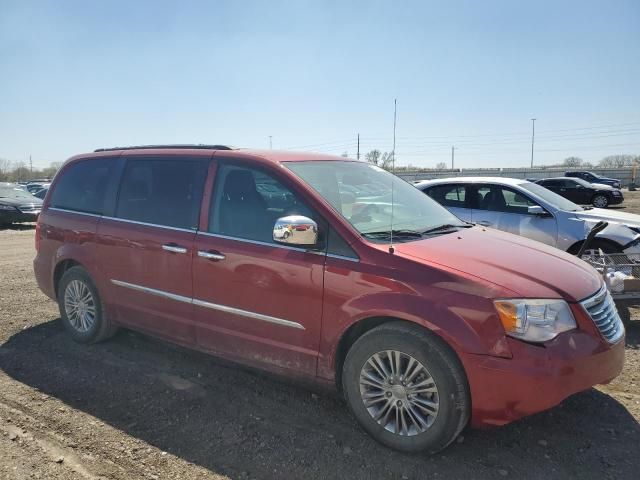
[530,118,536,168]
[269,136,273,149]
[451,146,455,170]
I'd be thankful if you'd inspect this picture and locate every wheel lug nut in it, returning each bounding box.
[396,400,402,407]
[386,392,392,398]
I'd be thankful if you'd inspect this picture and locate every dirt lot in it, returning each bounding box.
[1,198,640,480]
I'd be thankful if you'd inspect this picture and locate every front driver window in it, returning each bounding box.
[209,164,314,244]
[476,186,537,214]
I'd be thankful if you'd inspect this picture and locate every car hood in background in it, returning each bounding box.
[573,208,640,229]
[0,196,43,207]
[590,183,616,190]
[393,226,601,302]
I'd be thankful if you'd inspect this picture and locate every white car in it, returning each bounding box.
[415,177,640,255]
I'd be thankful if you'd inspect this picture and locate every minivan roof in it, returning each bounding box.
[74,145,355,164]
[94,144,235,152]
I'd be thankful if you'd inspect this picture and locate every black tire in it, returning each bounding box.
[342,322,470,453]
[592,194,609,208]
[57,266,117,343]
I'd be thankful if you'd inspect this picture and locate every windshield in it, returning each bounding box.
[0,185,37,199]
[586,171,604,179]
[286,161,465,237]
[520,182,583,212]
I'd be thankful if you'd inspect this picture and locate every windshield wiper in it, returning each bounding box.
[421,223,471,235]
[362,229,424,239]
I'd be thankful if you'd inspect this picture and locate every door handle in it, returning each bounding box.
[162,243,187,254]
[198,250,226,261]
[477,220,492,226]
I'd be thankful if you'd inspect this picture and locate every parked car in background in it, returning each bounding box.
[416,177,640,254]
[26,182,51,194]
[34,146,624,453]
[565,171,621,189]
[536,177,623,208]
[33,187,48,200]
[0,182,43,226]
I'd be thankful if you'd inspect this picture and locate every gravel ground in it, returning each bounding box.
[1,196,640,480]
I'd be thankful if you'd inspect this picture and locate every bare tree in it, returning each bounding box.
[562,157,584,168]
[10,161,28,182]
[41,162,63,179]
[599,155,637,168]
[0,159,62,182]
[435,162,447,170]
[365,149,381,166]
[0,158,11,181]
[380,152,393,170]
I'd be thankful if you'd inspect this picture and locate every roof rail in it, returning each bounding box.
[94,144,234,152]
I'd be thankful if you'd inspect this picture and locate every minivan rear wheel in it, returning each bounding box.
[342,322,470,453]
[57,266,117,343]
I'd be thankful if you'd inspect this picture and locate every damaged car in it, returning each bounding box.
[416,177,640,255]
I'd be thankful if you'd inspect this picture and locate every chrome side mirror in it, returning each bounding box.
[273,215,318,246]
[528,205,549,216]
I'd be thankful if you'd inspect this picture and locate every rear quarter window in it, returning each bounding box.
[425,184,467,208]
[49,159,115,214]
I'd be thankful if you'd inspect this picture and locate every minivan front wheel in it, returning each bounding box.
[342,322,470,453]
[57,266,117,343]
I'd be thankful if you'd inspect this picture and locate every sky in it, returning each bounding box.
[1,0,639,169]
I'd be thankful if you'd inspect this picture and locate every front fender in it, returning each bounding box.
[598,223,640,249]
[317,264,512,381]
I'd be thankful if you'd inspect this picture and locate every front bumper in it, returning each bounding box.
[0,210,39,224]
[461,329,625,427]
[610,194,624,205]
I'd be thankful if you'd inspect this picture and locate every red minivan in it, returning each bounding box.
[34,145,625,453]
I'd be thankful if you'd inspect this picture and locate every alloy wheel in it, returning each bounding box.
[64,280,96,333]
[359,350,439,436]
[593,195,608,208]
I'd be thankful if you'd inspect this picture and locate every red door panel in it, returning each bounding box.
[96,218,196,344]
[192,233,324,376]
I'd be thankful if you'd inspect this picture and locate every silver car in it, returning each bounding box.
[415,177,640,255]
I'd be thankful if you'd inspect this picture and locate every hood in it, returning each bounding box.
[393,227,601,302]
[591,183,615,190]
[0,196,43,207]
[573,208,640,229]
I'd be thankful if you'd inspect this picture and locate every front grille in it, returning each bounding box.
[581,286,625,344]
[17,204,40,214]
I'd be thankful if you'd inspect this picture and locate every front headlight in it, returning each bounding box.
[494,299,577,343]
[0,204,17,211]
